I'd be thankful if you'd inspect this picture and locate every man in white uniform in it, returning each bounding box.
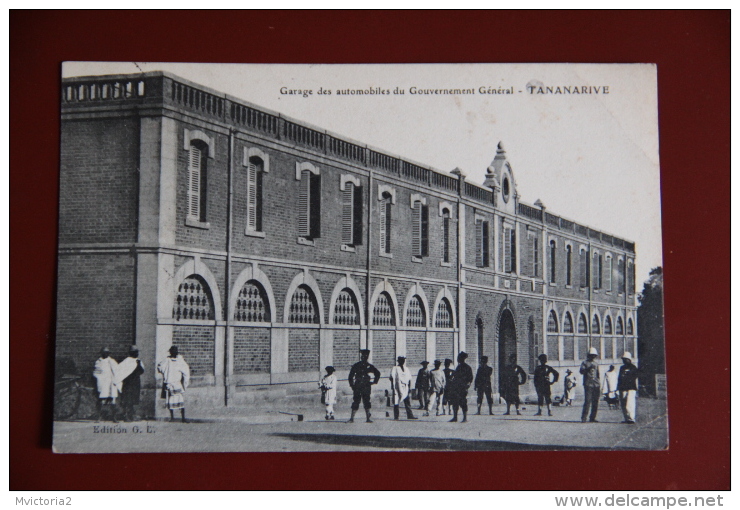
[389,356,418,420]
[93,347,119,422]
[157,346,191,423]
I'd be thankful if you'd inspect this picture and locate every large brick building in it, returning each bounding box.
[57,71,638,417]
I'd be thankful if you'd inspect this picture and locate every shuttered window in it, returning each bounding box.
[618,259,625,293]
[379,193,392,254]
[566,245,572,286]
[298,170,321,239]
[549,240,557,283]
[504,225,514,273]
[605,256,613,291]
[580,249,589,288]
[188,143,207,222]
[412,200,429,258]
[475,219,489,267]
[441,209,450,263]
[341,182,364,246]
[246,157,264,232]
[532,235,539,277]
[593,253,602,289]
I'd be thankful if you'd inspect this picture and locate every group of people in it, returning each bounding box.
[91,346,145,422]
[321,350,476,423]
[320,347,640,425]
[92,345,191,423]
[93,344,639,426]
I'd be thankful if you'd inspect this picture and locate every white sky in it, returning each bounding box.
[63,62,662,285]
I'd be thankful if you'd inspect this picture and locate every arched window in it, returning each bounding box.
[234,280,270,322]
[406,295,426,327]
[288,285,319,324]
[441,208,451,264]
[379,192,393,254]
[372,291,396,326]
[334,288,360,325]
[246,156,264,233]
[591,315,601,334]
[604,316,613,335]
[547,310,559,333]
[563,312,574,333]
[566,245,573,286]
[173,275,214,321]
[578,314,588,334]
[627,318,634,335]
[549,240,557,283]
[616,316,624,335]
[434,298,453,328]
[187,141,208,223]
[546,310,559,360]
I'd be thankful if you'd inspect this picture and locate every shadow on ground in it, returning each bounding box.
[270,432,635,451]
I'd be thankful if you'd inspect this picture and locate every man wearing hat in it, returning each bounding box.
[474,355,494,415]
[579,346,601,423]
[501,353,527,415]
[442,358,454,415]
[429,360,446,416]
[617,352,639,424]
[347,349,381,423]
[93,347,119,422]
[390,356,418,420]
[115,345,145,422]
[448,352,474,422]
[415,361,432,415]
[319,365,338,420]
[157,345,191,423]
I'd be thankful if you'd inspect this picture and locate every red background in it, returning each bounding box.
[10,10,730,490]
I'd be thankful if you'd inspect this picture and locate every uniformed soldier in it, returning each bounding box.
[347,349,381,423]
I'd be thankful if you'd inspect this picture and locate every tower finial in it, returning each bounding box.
[497,141,505,153]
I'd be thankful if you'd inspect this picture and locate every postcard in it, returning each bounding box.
[53,63,665,452]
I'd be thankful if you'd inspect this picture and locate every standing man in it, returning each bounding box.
[347,349,380,423]
[617,352,639,424]
[415,361,432,415]
[474,355,494,415]
[157,346,191,423]
[93,347,119,422]
[429,359,446,416]
[116,345,145,422]
[448,352,474,423]
[580,346,601,423]
[389,356,418,420]
[534,354,559,417]
[442,358,454,416]
[501,353,527,415]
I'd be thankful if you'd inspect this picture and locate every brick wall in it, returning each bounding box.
[55,253,135,380]
[59,118,139,244]
[172,325,215,376]
[233,327,270,374]
[288,329,319,372]
[405,331,426,367]
[371,330,395,371]
[332,329,360,370]
[436,332,454,362]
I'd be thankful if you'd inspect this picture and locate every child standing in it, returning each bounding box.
[319,366,337,420]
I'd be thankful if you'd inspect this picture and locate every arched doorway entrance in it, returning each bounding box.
[498,308,517,391]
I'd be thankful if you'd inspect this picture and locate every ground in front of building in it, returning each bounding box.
[52,397,667,452]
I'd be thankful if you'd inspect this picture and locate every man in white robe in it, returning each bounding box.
[93,347,119,422]
[157,346,191,423]
[389,356,417,420]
